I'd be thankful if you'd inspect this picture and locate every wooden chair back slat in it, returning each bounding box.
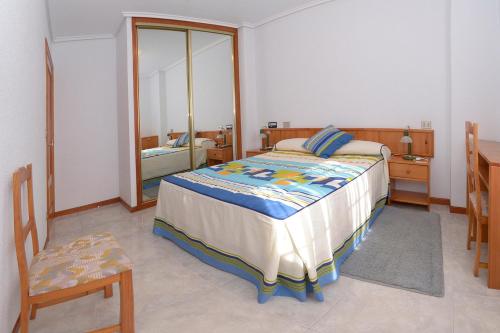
[466,122,484,217]
[465,121,475,194]
[12,164,40,297]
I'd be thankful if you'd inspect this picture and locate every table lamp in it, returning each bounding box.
[216,126,226,147]
[260,128,270,150]
[400,126,416,160]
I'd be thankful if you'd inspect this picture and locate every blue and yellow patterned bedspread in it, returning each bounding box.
[165,151,384,220]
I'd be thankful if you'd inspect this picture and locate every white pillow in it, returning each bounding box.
[165,139,176,146]
[167,137,215,147]
[193,138,215,147]
[275,138,391,159]
[333,140,391,158]
[274,138,310,153]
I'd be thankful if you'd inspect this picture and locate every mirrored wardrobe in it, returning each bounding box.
[133,19,241,206]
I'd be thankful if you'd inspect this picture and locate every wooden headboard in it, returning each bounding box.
[141,135,159,150]
[261,128,434,157]
[170,130,233,146]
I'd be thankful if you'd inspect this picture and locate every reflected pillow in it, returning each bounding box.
[190,138,215,148]
[172,132,189,148]
[302,125,353,158]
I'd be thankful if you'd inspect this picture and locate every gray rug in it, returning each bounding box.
[341,205,444,297]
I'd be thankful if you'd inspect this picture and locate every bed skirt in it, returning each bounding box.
[153,197,387,303]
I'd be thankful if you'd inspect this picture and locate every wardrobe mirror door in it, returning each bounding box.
[138,28,190,202]
[191,31,236,168]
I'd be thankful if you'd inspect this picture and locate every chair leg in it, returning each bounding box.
[120,270,135,333]
[474,218,482,277]
[104,284,113,299]
[466,205,473,250]
[20,300,30,333]
[30,304,37,320]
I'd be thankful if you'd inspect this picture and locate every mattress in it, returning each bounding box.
[141,140,215,180]
[153,150,390,303]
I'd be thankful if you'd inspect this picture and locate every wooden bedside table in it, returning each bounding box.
[207,146,233,166]
[388,155,431,210]
[246,148,271,158]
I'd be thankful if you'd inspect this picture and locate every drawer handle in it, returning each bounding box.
[406,170,411,175]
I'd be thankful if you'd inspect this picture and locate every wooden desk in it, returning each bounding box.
[478,140,500,289]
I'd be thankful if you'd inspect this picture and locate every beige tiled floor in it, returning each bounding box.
[30,204,500,333]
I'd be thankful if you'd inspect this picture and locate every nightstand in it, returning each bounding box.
[246,148,271,158]
[207,146,233,166]
[388,155,431,210]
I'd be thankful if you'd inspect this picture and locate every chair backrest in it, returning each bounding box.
[12,164,40,295]
[465,122,483,217]
[465,121,474,194]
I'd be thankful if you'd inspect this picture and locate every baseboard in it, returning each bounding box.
[119,198,136,212]
[430,197,450,205]
[53,197,120,218]
[450,206,467,214]
[119,198,156,212]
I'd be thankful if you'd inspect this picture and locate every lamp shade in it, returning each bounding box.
[400,136,413,144]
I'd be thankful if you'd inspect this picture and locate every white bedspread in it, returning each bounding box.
[154,149,390,302]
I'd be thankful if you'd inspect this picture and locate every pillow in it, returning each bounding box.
[302,125,353,158]
[165,139,176,146]
[172,132,189,148]
[274,138,310,153]
[333,140,389,157]
[185,138,215,147]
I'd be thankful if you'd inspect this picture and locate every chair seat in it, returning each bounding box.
[469,191,489,217]
[29,232,132,296]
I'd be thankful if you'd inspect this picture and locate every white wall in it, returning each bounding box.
[160,39,234,133]
[0,1,50,331]
[253,0,451,198]
[53,38,119,211]
[164,61,190,132]
[139,73,162,138]
[192,38,235,131]
[238,27,260,154]
[116,17,137,207]
[450,0,500,206]
[139,76,153,135]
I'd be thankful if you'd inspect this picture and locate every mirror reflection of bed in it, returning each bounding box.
[138,28,236,202]
[140,132,224,201]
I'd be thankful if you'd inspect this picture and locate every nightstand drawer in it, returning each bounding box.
[389,163,428,180]
[207,149,223,160]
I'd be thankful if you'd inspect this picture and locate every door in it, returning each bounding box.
[45,39,55,221]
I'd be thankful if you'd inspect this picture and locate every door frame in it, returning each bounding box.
[131,17,242,210]
[45,38,55,228]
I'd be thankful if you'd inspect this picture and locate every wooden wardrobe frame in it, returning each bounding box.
[132,17,242,210]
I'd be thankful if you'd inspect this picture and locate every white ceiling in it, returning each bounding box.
[47,0,323,39]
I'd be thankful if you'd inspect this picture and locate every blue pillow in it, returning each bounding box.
[172,132,189,148]
[302,125,353,158]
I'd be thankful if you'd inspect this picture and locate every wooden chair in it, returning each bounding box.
[464,123,489,276]
[12,164,135,333]
[465,121,476,250]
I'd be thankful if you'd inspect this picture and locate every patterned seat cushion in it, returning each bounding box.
[29,232,132,296]
[469,191,489,217]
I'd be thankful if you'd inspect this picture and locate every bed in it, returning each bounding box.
[153,141,391,303]
[141,139,215,180]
